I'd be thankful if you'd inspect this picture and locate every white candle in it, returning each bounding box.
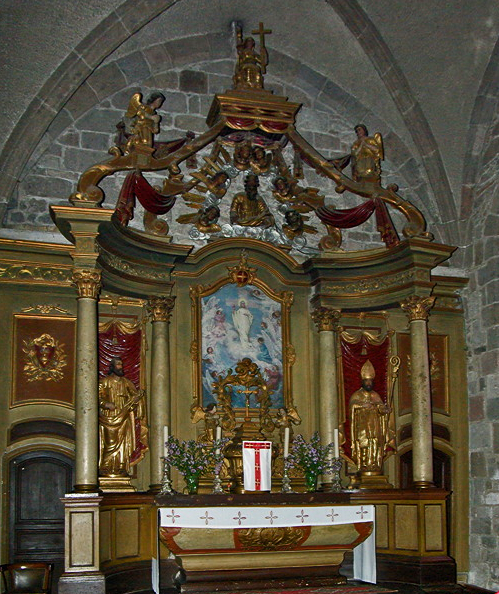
[334,428,340,459]
[164,425,169,459]
[283,427,290,459]
[215,426,222,456]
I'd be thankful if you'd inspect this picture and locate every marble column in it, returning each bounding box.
[147,296,176,492]
[401,295,436,488]
[311,307,341,489]
[72,269,102,493]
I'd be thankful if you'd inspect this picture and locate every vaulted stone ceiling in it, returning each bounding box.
[1,0,499,249]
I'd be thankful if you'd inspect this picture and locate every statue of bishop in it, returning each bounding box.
[349,360,393,473]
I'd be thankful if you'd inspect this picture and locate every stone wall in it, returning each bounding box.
[465,104,499,590]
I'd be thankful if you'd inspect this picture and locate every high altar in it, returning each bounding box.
[15,22,467,594]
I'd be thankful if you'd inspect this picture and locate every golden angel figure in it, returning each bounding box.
[334,124,384,184]
[177,205,221,234]
[123,92,165,153]
[191,402,220,442]
[274,406,301,444]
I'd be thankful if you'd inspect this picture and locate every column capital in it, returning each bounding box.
[72,268,102,299]
[400,295,436,322]
[311,307,341,332]
[147,296,176,322]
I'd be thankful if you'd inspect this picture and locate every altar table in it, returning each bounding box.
[155,493,375,593]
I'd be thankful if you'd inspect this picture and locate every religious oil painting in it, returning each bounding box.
[190,257,295,415]
[201,283,284,408]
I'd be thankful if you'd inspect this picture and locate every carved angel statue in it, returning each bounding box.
[122,92,165,153]
[191,402,220,442]
[233,24,269,90]
[333,124,384,184]
[272,176,324,210]
[177,205,221,234]
[274,406,301,444]
[250,146,272,175]
[282,209,318,240]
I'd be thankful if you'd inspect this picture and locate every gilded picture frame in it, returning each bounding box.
[189,255,295,416]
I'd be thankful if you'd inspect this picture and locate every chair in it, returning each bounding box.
[0,563,53,594]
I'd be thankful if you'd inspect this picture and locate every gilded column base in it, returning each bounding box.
[148,483,163,494]
[99,476,136,492]
[74,483,99,493]
[58,572,105,594]
[350,471,393,489]
[413,480,435,489]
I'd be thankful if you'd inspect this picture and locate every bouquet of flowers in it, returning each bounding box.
[165,437,213,493]
[165,436,230,493]
[287,432,335,491]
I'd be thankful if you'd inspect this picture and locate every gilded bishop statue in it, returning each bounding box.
[349,360,394,473]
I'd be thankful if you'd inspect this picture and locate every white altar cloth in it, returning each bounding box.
[159,504,376,583]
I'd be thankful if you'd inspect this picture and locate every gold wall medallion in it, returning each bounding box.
[23,333,67,382]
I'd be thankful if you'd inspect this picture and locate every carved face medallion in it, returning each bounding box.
[23,333,67,382]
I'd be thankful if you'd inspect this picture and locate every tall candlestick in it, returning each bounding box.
[283,427,290,459]
[215,426,222,456]
[334,428,340,459]
[164,425,169,459]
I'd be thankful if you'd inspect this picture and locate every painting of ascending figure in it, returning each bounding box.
[201,283,283,409]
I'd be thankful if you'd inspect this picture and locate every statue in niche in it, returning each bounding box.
[98,357,149,477]
[118,92,165,154]
[333,124,384,184]
[250,146,272,175]
[233,24,270,90]
[177,205,221,234]
[349,360,392,472]
[230,173,275,228]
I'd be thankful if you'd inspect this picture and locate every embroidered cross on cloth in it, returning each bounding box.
[242,441,272,491]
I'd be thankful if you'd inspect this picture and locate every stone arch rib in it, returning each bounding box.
[0,0,181,222]
[327,0,457,240]
[460,36,499,237]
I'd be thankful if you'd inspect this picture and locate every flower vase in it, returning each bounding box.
[184,472,200,494]
[304,471,319,492]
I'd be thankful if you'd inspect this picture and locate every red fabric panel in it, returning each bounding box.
[226,117,256,129]
[340,335,390,459]
[316,200,377,229]
[98,323,141,389]
[261,120,288,132]
[115,171,136,225]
